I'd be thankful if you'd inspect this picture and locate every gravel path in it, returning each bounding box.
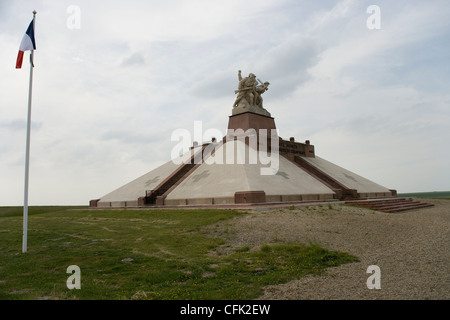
[207,198,449,300]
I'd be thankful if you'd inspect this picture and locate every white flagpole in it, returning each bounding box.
[23,10,36,253]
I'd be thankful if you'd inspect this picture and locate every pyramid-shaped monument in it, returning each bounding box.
[90,71,396,208]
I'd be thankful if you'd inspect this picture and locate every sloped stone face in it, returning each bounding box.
[300,156,392,195]
[164,140,336,205]
[91,137,395,207]
[94,158,183,207]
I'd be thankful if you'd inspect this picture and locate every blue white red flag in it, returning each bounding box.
[16,19,36,69]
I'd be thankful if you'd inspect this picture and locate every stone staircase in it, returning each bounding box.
[345,197,434,213]
[145,162,197,205]
[291,155,358,200]
[142,145,206,205]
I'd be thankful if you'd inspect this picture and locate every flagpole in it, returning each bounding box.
[23,10,36,253]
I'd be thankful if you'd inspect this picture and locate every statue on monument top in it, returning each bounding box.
[232,70,271,117]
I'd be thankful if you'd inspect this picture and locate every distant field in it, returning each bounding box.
[398,191,450,199]
[0,206,356,300]
[0,206,87,218]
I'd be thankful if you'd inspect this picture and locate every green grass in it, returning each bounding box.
[0,206,86,218]
[0,207,357,300]
[398,191,450,200]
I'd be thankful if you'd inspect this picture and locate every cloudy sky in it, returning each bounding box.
[1,0,449,206]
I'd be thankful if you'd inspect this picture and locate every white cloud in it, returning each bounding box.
[1,0,449,205]
[120,52,145,67]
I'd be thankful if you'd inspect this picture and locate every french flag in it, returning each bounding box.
[16,19,36,69]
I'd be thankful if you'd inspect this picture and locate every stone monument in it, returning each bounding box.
[90,71,396,208]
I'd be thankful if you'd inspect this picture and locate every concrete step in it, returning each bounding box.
[345,198,406,206]
[382,203,434,213]
[345,198,434,213]
[370,201,426,209]
[347,201,405,207]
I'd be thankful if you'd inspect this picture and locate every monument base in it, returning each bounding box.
[227,111,276,134]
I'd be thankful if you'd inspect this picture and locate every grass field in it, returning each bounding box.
[0,206,357,300]
[398,191,450,200]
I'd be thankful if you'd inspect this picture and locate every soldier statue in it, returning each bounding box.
[233,70,269,109]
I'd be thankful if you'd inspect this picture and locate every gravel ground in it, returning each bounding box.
[206,198,449,300]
